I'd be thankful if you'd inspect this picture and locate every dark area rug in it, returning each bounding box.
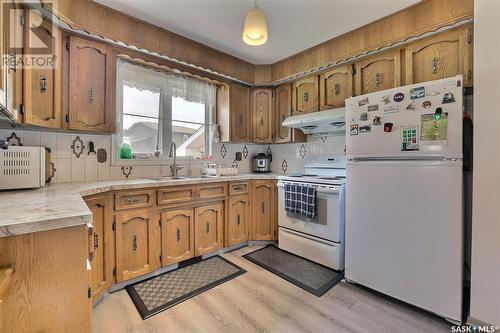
[243,244,344,296]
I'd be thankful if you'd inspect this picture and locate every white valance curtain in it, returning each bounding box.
[117,59,216,105]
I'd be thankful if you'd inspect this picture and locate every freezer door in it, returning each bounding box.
[345,75,463,159]
[345,160,463,321]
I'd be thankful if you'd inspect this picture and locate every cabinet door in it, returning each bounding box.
[230,84,251,142]
[274,84,306,144]
[252,88,273,143]
[23,12,61,128]
[160,209,194,266]
[194,203,224,256]
[85,195,113,300]
[115,208,157,282]
[251,180,277,240]
[226,195,250,247]
[68,36,115,132]
[292,75,319,115]
[355,50,401,96]
[405,27,472,87]
[320,65,353,109]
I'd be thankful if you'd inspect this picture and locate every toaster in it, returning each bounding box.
[0,146,50,190]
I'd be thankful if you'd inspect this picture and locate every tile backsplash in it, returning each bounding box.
[0,127,345,183]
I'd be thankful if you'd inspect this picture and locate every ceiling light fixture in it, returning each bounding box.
[242,0,268,46]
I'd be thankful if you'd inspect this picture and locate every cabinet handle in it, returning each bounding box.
[126,197,140,203]
[233,185,245,191]
[236,213,241,225]
[239,114,243,125]
[374,73,381,86]
[334,83,341,95]
[132,235,138,251]
[89,88,95,103]
[40,75,47,93]
[303,92,309,102]
[93,233,99,249]
[7,53,16,72]
[176,228,181,241]
[206,222,210,234]
[261,201,265,213]
[432,58,438,74]
[260,116,264,126]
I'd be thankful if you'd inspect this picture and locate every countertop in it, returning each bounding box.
[0,174,280,238]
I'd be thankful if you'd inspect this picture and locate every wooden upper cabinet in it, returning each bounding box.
[355,50,401,96]
[85,194,113,300]
[114,208,158,282]
[67,35,115,132]
[404,27,472,87]
[319,65,353,109]
[194,203,224,256]
[251,180,277,241]
[160,209,195,266]
[22,12,62,128]
[226,195,250,247]
[274,83,306,144]
[292,75,319,115]
[230,83,251,142]
[252,88,273,143]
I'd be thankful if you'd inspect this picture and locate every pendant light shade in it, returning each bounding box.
[242,2,268,46]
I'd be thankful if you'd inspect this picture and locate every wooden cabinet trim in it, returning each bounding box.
[114,190,155,211]
[195,182,228,200]
[229,181,250,196]
[157,185,195,206]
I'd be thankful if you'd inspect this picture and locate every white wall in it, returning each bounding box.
[470,0,500,326]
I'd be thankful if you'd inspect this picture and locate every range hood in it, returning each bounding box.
[282,107,346,136]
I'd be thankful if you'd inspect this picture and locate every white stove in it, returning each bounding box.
[277,156,346,271]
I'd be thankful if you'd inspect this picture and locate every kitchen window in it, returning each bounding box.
[113,59,216,165]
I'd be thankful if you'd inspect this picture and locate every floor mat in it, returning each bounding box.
[126,256,246,319]
[243,244,343,296]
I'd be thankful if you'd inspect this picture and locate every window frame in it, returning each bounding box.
[111,61,214,166]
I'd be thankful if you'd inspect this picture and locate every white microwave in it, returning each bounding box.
[0,146,50,190]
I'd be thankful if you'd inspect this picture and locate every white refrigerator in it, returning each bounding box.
[345,75,463,322]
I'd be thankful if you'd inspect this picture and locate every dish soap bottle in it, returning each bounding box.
[120,137,133,159]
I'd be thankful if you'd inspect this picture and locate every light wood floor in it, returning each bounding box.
[93,246,452,333]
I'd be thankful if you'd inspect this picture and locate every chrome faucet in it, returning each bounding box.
[168,142,183,177]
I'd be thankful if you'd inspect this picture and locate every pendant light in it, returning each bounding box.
[242,0,268,46]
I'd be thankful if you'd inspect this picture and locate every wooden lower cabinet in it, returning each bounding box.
[85,194,114,301]
[0,226,91,333]
[160,208,195,266]
[194,203,224,256]
[226,195,251,246]
[114,208,158,282]
[251,180,277,240]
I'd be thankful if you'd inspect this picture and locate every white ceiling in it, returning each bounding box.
[94,0,420,64]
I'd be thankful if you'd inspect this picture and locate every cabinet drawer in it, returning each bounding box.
[114,190,154,211]
[229,181,249,196]
[157,185,195,205]
[196,183,228,199]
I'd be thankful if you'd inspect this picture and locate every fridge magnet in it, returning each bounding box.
[358,97,369,106]
[406,101,417,111]
[422,101,432,109]
[372,116,382,126]
[442,92,456,104]
[420,112,448,145]
[384,105,399,114]
[381,95,391,105]
[360,125,371,133]
[367,104,379,112]
[393,93,405,102]
[401,126,419,151]
[359,112,368,121]
[383,122,393,133]
[410,87,425,100]
[426,90,440,97]
[350,124,359,136]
